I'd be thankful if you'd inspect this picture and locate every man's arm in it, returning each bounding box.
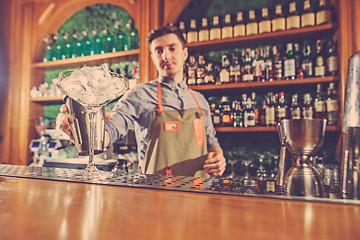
[204,145,226,177]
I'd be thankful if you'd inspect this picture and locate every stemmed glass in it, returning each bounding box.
[57,64,127,180]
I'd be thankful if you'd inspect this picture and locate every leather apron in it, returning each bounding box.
[141,81,209,177]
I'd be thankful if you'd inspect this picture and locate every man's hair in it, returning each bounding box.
[146,24,186,48]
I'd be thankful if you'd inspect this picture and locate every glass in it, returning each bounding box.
[57,64,127,180]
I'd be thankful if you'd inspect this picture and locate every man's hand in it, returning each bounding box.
[203,145,226,177]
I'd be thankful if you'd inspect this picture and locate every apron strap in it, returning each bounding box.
[156,81,164,115]
[188,88,205,116]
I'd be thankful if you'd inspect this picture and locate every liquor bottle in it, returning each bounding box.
[91,27,103,55]
[276,92,289,124]
[294,42,303,78]
[265,92,276,127]
[316,0,332,25]
[251,92,259,126]
[283,43,296,80]
[326,40,338,76]
[244,97,256,127]
[71,30,82,58]
[214,65,221,85]
[262,46,273,81]
[242,48,254,82]
[198,18,210,42]
[222,13,233,39]
[301,42,314,78]
[314,83,327,119]
[51,33,62,60]
[60,32,71,59]
[213,107,221,127]
[219,54,230,84]
[178,21,187,42]
[126,19,139,50]
[326,82,339,125]
[204,62,215,84]
[210,16,221,41]
[233,11,246,37]
[232,99,244,127]
[196,55,206,85]
[187,56,197,85]
[273,4,286,32]
[253,48,264,82]
[187,19,198,43]
[229,53,241,83]
[81,28,92,56]
[290,93,301,119]
[220,96,233,126]
[286,1,301,30]
[114,21,125,52]
[102,25,115,53]
[301,0,316,28]
[259,7,271,34]
[246,10,258,36]
[302,93,314,119]
[314,39,326,77]
[259,100,267,126]
[272,45,283,80]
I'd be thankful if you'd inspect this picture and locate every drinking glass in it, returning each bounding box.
[57,64,127,180]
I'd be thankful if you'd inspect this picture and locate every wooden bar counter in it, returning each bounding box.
[0,175,359,240]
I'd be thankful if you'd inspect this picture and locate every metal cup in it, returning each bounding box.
[64,96,105,156]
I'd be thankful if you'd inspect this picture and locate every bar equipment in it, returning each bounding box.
[340,51,360,199]
[278,119,327,197]
[276,124,292,194]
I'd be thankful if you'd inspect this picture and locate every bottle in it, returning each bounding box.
[242,48,254,82]
[301,0,316,28]
[272,45,283,80]
[219,54,230,84]
[314,39,326,77]
[198,18,210,42]
[232,99,244,127]
[126,19,139,49]
[62,32,72,59]
[265,92,276,127]
[209,16,221,41]
[187,56,197,85]
[286,1,301,30]
[222,13,233,39]
[259,7,271,34]
[253,48,264,82]
[220,96,233,126]
[316,0,332,25]
[314,83,327,119]
[196,55,206,85]
[233,11,246,37]
[283,43,296,80]
[326,82,339,125]
[326,40,338,76]
[290,93,301,119]
[246,10,258,36]
[81,28,92,56]
[178,21,187,42]
[114,21,125,52]
[229,53,241,83]
[262,46,273,81]
[251,92,259,126]
[187,19,198,43]
[294,42,303,78]
[301,42,314,78]
[102,25,115,53]
[204,62,215,84]
[276,92,289,124]
[41,35,51,62]
[213,108,221,127]
[244,97,256,127]
[302,93,314,119]
[71,30,82,58]
[259,100,267,126]
[272,4,286,32]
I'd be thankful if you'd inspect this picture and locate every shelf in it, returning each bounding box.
[189,76,340,92]
[215,125,339,133]
[32,49,139,70]
[30,96,63,105]
[187,23,338,52]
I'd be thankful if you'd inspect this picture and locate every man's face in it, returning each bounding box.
[150,33,188,80]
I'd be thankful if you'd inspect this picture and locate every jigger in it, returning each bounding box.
[278,119,327,197]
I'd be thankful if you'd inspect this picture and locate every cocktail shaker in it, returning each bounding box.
[64,96,105,156]
[340,51,360,199]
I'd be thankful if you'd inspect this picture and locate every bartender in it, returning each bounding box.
[61,24,226,177]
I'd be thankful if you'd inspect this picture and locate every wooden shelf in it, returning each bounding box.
[187,23,338,52]
[30,96,63,105]
[32,49,139,70]
[189,76,340,92]
[215,125,339,133]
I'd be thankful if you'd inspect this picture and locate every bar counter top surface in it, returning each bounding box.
[0,170,360,240]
